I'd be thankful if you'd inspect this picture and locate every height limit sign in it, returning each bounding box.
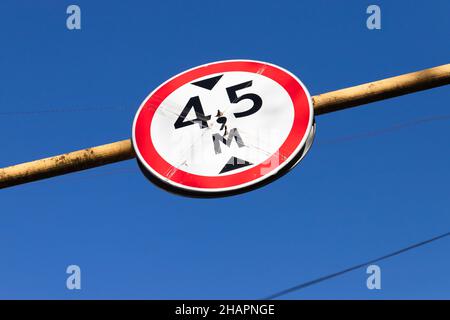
[132,60,315,197]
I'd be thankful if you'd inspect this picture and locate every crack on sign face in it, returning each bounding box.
[215,109,228,136]
[143,98,182,119]
[236,127,291,162]
[162,123,214,182]
[256,65,268,75]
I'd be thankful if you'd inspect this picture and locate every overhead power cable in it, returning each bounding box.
[0,106,127,116]
[263,231,450,300]
[320,113,450,145]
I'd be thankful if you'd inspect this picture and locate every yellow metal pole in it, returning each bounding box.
[313,63,450,115]
[1,64,449,189]
[0,140,135,188]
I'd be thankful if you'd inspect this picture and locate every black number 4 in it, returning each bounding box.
[174,96,211,129]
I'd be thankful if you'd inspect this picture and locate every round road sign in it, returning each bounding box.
[132,60,315,197]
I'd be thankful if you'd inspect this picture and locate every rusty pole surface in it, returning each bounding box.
[1,63,449,189]
[313,63,450,115]
[0,139,135,188]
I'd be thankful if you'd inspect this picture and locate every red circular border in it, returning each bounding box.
[133,61,311,190]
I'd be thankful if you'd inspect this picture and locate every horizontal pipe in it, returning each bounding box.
[1,63,449,189]
[0,139,135,189]
[313,63,450,115]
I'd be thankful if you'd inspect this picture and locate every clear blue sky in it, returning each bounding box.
[0,0,449,299]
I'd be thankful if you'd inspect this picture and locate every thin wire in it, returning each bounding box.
[0,106,128,116]
[263,231,450,300]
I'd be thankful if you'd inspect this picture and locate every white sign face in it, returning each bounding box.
[151,71,294,176]
[132,60,315,196]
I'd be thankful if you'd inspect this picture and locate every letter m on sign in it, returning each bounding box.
[212,128,244,154]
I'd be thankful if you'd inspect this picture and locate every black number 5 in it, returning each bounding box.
[226,80,262,118]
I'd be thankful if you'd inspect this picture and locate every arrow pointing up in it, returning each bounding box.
[219,156,252,174]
